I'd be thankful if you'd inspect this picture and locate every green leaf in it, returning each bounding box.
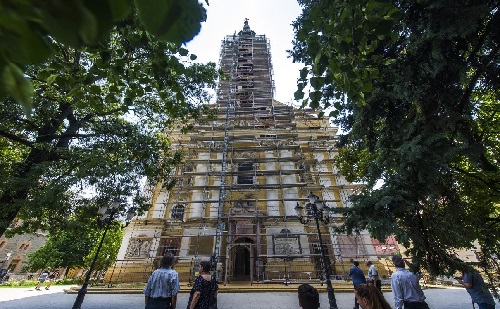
[108,0,133,20]
[294,90,305,100]
[79,8,99,44]
[179,48,189,56]
[309,99,319,109]
[310,76,325,90]
[135,0,206,43]
[1,63,33,113]
[190,54,198,61]
[361,82,372,92]
[300,67,309,80]
[47,75,58,85]
[375,20,394,36]
[329,110,339,117]
[309,91,322,108]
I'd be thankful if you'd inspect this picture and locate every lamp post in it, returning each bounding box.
[295,192,338,309]
[72,200,135,309]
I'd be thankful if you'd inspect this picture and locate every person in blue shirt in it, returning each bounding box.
[390,255,429,309]
[456,269,495,309]
[349,260,367,309]
[144,253,180,309]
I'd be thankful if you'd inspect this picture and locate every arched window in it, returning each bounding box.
[237,162,253,184]
[171,204,186,220]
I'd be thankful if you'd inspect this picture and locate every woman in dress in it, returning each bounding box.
[187,261,218,309]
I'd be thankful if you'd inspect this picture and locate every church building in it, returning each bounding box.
[107,20,380,285]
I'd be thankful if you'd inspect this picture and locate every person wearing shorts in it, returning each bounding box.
[45,270,59,290]
[35,269,50,290]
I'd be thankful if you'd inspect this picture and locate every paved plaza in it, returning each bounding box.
[0,285,498,309]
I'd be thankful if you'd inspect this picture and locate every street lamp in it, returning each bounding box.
[72,200,135,309]
[295,192,338,309]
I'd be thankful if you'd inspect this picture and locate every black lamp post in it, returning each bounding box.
[72,200,135,309]
[295,192,338,309]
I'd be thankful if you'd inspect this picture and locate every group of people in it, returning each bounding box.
[346,255,496,309]
[144,253,496,309]
[348,260,388,309]
[35,269,59,290]
[143,253,217,309]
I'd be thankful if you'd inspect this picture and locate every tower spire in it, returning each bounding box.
[238,18,255,36]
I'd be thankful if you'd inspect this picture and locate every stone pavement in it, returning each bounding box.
[1,285,498,309]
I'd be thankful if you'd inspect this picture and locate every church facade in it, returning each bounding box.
[107,21,379,285]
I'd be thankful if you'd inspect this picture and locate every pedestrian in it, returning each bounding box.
[349,260,367,309]
[455,268,495,309]
[354,283,392,309]
[143,253,180,309]
[45,270,59,290]
[35,269,50,290]
[366,261,382,292]
[298,283,320,309]
[187,261,218,309]
[390,255,429,309]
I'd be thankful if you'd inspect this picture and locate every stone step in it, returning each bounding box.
[65,282,393,294]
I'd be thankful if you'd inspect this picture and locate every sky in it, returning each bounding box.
[186,0,304,105]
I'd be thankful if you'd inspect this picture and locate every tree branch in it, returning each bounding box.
[453,166,500,193]
[0,129,33,147]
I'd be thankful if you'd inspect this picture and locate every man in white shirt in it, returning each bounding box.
[366,260,382,292]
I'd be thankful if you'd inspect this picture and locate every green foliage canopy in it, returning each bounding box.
[24,205,124,273]
[0,0,207,111]
[291,0,500,286]
[0,14,218,237]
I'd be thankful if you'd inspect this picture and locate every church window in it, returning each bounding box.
[238,162,254,184]
[171,204,186,220]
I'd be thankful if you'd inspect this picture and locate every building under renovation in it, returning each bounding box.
[107,20,391,285]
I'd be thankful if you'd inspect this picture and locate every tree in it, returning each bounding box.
[0,0,208,111]
[0,13,218,237]
[83,222,124,274]
[291,0,500,288]
[24,207,124,275]
[23,205,100,272]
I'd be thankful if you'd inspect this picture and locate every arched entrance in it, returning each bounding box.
[233,238,252,278]
[227,237,254,283]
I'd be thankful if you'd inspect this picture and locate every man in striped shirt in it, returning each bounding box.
[144,253,180,309]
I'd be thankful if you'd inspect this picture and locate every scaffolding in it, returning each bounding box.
[106,20,399,286]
